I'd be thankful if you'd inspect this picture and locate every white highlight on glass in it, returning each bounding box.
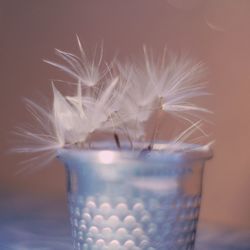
[98,151,116,164]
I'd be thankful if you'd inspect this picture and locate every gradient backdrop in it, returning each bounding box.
[1,0,250,230]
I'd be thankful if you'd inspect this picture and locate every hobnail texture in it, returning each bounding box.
[58,145,211,250]
[69,193,200,250]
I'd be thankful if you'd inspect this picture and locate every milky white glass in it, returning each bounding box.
[58,143,212,250]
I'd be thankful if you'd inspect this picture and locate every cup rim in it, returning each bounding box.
[57,141,213,165]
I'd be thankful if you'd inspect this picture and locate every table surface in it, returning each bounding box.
[0,197,250,250]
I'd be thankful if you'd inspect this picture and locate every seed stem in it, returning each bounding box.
[114,133,121,149]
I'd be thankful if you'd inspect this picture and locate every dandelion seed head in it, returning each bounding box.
[13,41,212,166]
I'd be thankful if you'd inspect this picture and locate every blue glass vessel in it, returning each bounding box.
[58,143,212,250]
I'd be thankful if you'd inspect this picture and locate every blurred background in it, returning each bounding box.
[1,0,250,247]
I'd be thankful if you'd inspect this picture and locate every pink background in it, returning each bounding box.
[1,0,250,229]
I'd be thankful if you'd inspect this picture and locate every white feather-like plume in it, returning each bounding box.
[13,40,211,166]
[44,37,108,87]
[141,47,211,121]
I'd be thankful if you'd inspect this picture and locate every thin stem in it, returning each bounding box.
[139,144,152,156]
[113,111,133,150]
[149,102,164,148]
[114,133,121,149]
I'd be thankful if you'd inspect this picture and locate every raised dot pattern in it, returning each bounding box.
[69,194,201,250]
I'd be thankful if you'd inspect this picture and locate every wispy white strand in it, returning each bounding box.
[13,41,212,166]
[44,39,108,87]
[141,47,210,122]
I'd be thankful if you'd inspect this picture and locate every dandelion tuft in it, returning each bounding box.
[12,39,211,166]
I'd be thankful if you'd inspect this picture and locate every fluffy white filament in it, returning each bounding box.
[13,40,211,165]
